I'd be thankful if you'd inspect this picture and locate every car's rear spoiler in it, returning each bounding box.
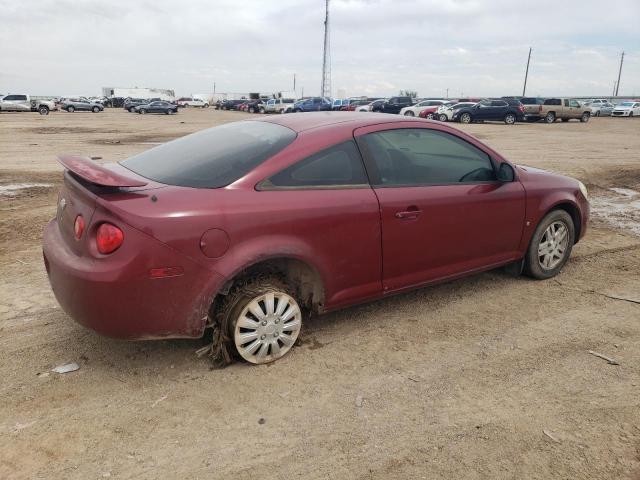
[57,155,147,187]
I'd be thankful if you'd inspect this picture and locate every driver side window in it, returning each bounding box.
[361,128,496,186]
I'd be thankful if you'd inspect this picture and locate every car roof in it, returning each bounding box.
[256,111,428,133]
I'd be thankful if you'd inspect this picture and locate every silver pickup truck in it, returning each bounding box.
[0,94,58,115]
[261,98,295,114]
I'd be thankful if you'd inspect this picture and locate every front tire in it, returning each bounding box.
[38,106,49,115]
[67,106,75,113]
[92,106,100,113]
[220,277,303,365]
[525,210,575,279]
[460,112,472,124]
[580,112,590,123]
[404,111,415,116]
[438,113,448,122]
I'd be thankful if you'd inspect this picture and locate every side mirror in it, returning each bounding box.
[497,163,515,182]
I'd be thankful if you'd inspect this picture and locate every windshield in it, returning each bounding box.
[619,102,634,107]
[121,121,297,188]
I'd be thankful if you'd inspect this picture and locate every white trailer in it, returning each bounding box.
[102,87,175,101]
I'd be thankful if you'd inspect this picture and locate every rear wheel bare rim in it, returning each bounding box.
[538,221,569,270]
[234,292,302,364]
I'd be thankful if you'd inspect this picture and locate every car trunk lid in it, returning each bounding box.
[55,156,160,255]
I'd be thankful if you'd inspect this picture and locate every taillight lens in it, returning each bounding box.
[519,105,525,113]
[74,215,85,239]
[96,223,124,254]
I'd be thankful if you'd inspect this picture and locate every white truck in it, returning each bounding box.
[261,97,296,114]
[0,94,58,115]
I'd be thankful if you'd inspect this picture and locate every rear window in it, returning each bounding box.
[121,121,296,188]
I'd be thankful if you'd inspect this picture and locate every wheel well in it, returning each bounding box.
[552,202,582,243]
[214,258,325,314]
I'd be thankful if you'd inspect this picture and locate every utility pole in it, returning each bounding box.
[321,0,332,98]
[213,82,216,94]
[614,51,624,97]
[612,81,617,96]
[293,74,296,92]
[446,88,449,99]
[522,47,532,96]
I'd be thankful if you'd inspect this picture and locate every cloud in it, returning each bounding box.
[0,0,638,97]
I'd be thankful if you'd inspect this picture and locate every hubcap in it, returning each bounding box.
[234,292,302,364]
[538,221,569,270]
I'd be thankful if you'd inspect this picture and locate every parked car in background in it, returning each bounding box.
[452,99,525,124]
[332,99,345,110]
[379,96,415,114]
[134,101,178,115]
[290,97,332,112]
[345,99,371,111]
[124,98,149,112]
[220,99,247,110]
[338,98,367,111]
[611,101,640,117]
[61,98,104,113]
[177,98,209,108]
[400,99,447,117]
[0,94,57,115]
[244,99,266,113]
[88,96,110,107]
[44,113,589,365]
[262,98,296,114]
[519,97,546,122]
[586,101,615,117]
[435,102,477,122]
[540,98,591,123]
[418,101,457,120]
[357,98,387,112]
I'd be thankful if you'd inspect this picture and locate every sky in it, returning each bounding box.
[1,0,639,98]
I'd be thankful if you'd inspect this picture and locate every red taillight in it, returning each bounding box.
[519,105,525,113]
[96,223,124,254]
[74,215,85,239]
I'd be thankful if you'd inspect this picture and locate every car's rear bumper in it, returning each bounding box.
[43,218,225,339]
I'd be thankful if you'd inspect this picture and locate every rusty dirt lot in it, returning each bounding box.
[0,109,639,480]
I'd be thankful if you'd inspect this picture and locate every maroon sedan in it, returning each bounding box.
[43,113,589,364]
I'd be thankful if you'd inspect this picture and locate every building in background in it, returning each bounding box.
[102,87,175,100]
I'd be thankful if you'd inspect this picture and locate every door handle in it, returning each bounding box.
[395,209,422,220]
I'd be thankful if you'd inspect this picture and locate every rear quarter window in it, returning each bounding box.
[121,121,296,188]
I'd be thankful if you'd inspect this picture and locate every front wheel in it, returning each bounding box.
[404,111,414,116]
[139,109,146,114]
[38,106,49,115]
[219,277,303,365]
[580,112,590,123]
[460,112,472,124]
[438,113,448,122]
[67,106,75,113]
[92,106,100,113]
[525,210,575,279]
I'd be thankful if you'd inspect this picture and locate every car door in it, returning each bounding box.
[491,100,509,119]
[474,99,493,120]
[568,99,582,118]
[1,95,19,111]
[258,138,383,309]
[355,123,526,291]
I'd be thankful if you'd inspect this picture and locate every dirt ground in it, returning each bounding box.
[1,108,639,480]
